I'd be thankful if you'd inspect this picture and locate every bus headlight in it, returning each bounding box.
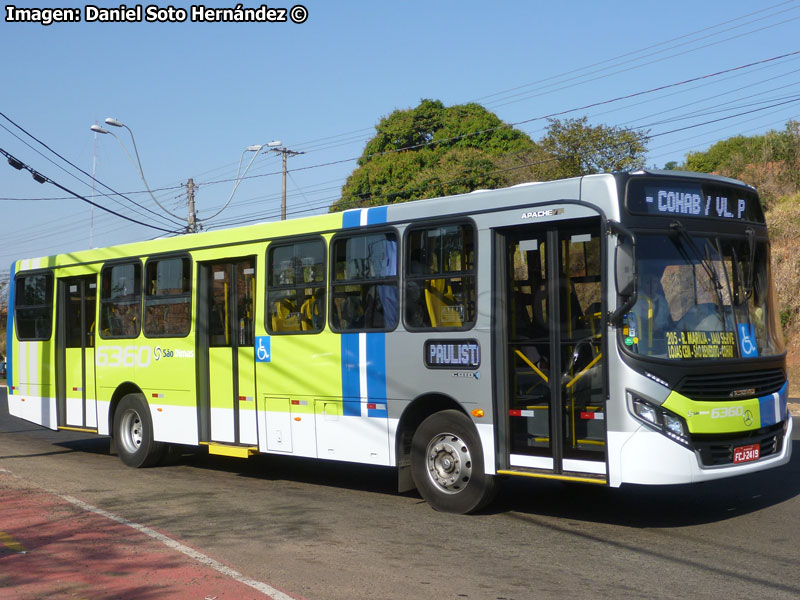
[628,392,690,447]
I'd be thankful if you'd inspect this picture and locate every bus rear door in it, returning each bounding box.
[56,275,98,431]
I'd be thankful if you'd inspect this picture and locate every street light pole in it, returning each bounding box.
[91,118,196,232]
[269,145,304,220]
[200,141,281,225]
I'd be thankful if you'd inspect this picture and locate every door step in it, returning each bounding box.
[58,426,98,433]
[497,468,607,485]
[202,442,258,459]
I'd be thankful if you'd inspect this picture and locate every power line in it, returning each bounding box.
[474,0,799,105]
[1,148,182,235]
[0,111,185,228]
[484,9,800,110]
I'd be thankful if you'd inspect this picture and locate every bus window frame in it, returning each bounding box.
[14,269,55,342]
[402,218,478,333]
[99,258,143,340]
[328,226,400,334]
[265,235,327,336]
[142,252,193,339]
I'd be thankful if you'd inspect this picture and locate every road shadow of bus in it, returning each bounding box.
[53,438,799,525]
[55,437,401,496]
[490,439,800,527]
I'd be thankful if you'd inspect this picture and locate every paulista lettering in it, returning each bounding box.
[426,341,481,368]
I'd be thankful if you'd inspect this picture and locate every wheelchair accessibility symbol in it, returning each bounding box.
[256,336,271,362]
[737,324,758,358]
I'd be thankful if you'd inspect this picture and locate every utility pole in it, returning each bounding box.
[186,178,197,233]
[270,146,304,220]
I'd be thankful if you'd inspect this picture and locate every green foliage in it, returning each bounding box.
[538,117,649,179]
[685,135,754,173]
[333,100,536,210]
[332,101,651,211]
[781,307,793,329]
[663,161,679,170]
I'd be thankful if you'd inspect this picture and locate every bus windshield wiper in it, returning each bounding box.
[744,227,755,298]
[669,220,722,290]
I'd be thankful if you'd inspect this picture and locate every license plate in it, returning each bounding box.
[733,443,760,464]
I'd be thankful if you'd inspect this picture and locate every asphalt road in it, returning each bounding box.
[1,387,799,600]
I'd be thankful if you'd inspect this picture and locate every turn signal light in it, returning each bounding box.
[472,409,485,418]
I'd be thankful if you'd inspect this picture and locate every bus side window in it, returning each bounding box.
[14,271,54,341]
[267,238,326,335]
[100,261,142,339]
[404,223,475,330]
[331,231,398,333]
[144,256,191,337]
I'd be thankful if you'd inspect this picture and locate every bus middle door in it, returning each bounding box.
[200,258,257,446]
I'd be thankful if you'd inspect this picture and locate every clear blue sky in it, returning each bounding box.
[2,0,799,267]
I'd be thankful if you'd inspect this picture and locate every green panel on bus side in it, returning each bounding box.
[140,337,196,404]
[662,391,762,434]
[238,346,258,444]
[238,347,256,409]
[85,348,96,403]
[16,341,55,398]
[64,348,83,400]
[209,347,235,442]
[258,332,341,409]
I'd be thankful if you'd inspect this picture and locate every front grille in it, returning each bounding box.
[692,422,785,467]
[676,368,785,401]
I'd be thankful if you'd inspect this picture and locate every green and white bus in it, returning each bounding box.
[6,169,791,513]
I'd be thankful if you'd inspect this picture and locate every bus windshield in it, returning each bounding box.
[623,229,784,360]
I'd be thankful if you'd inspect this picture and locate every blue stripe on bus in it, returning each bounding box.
[759,395,776,427]
[342,210,362,229]
[366,333,388,418]
[6,262,15,389]
[340,333,361,415]
[758,381,788,427]
[366,206,388,225]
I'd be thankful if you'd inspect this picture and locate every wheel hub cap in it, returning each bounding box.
[426,433,473,494]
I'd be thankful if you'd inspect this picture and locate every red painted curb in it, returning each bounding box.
[0,474,274,599]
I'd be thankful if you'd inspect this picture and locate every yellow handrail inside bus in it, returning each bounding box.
[514,349,548,383]
[564,353,602,390]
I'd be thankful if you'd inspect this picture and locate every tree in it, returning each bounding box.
[684,121,800,205]
[538,117,649,179]
[331,101,650,212]
[332,99,539,211]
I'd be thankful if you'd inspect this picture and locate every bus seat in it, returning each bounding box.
[425,278,463,328]
[272,298,300,332]
[300,290,324,331]
[337,295,364,330]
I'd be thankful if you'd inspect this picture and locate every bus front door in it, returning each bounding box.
[56,275,98,431]
[199,258,257,446]
[501,218,607,480]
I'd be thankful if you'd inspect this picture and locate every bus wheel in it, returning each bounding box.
[411,410,496,514]
[114,393,165,468]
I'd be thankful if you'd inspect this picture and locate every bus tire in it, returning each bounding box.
[411,410,496,514]
[113,393,165,468]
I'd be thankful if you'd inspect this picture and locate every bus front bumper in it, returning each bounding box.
[609,416,793,486]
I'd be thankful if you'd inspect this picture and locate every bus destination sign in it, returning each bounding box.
[626,180,764,223]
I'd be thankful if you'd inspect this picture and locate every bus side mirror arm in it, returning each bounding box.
[608,221,638,326]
